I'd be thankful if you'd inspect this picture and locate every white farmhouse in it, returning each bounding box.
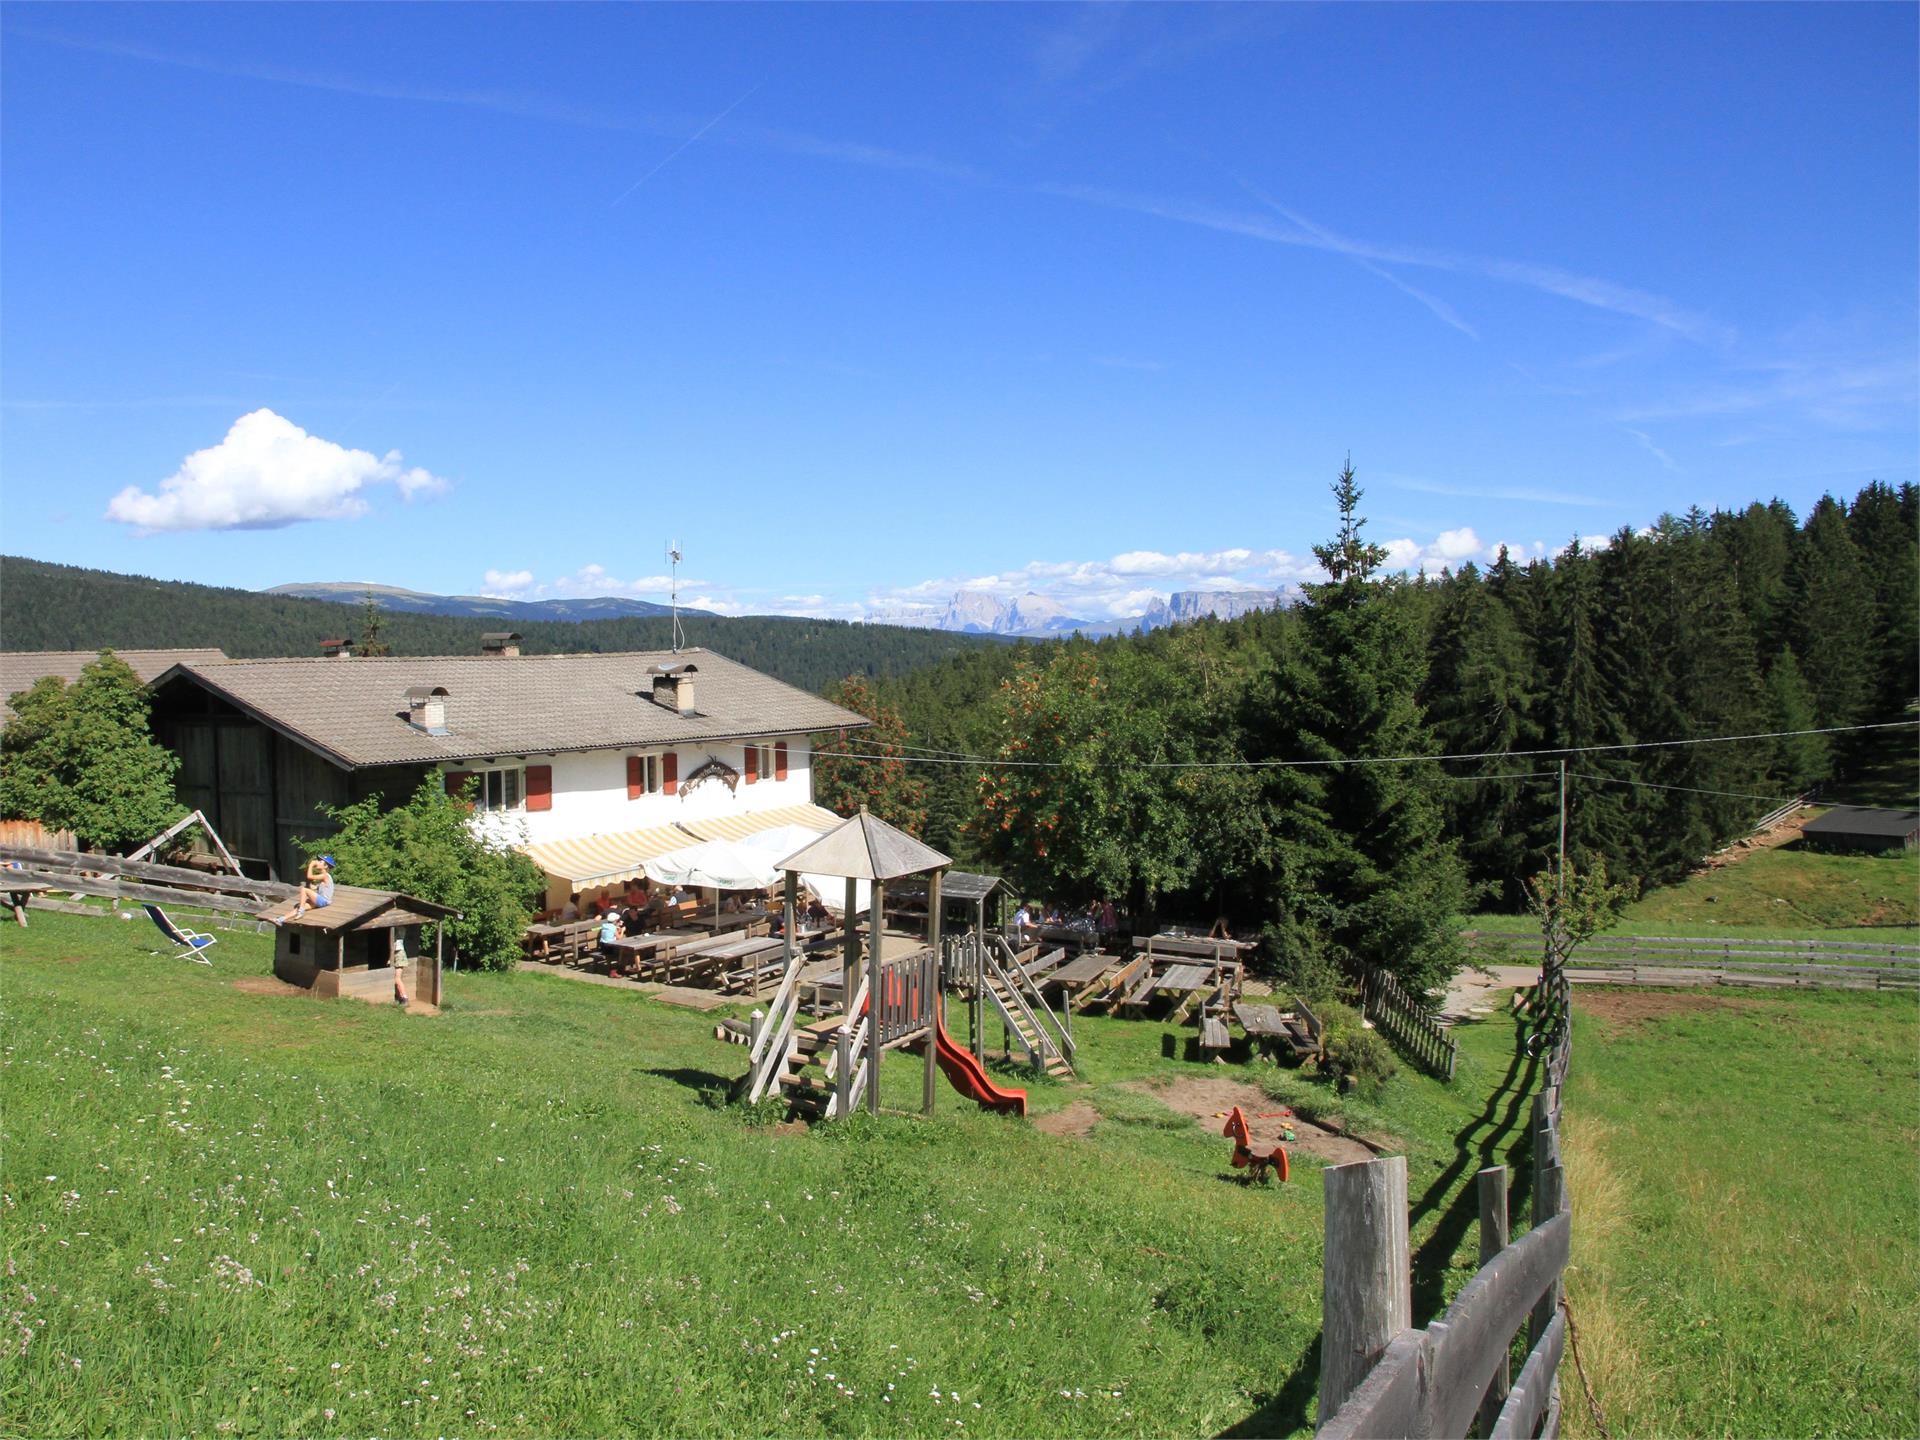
[148,648,868,903]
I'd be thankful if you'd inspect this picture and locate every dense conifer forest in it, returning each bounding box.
[0,556,1003,695]
[823,480,1917,978]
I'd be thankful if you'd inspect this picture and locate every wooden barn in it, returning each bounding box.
[270,886,458,1008]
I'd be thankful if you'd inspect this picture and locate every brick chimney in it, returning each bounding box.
[481,632,522,657]
[646,662,698,716]
[405,685,450,735]
[320,638,353,659]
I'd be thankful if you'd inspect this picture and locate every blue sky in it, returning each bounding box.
[3,3,1914,623]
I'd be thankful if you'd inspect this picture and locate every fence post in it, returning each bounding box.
[1320,1156,1411,1428]
[1476,1166,1511,1437]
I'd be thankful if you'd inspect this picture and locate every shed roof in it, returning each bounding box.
[891,869,1004,902]
[2,648,227,719]
[270,884,458,931]
[774,809,950,881]
[151,649,869,769]
[1801,806,1920,839]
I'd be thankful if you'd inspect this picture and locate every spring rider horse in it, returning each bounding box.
[1222,1105,1289,1184]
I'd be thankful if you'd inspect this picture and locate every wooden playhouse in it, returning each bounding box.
[270,885,457,1007]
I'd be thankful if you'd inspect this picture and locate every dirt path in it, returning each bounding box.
[1123,1076,1379,1165]
[1438,964,1538,1026]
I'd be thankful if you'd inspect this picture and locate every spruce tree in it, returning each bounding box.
[1846,481,1919,714]
[1789,496,1876,730]
[1765,647,1831,793]
[1423,563,1550,905]
[1278,462,1469,998]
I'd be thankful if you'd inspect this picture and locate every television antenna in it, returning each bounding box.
[667,540,685,653]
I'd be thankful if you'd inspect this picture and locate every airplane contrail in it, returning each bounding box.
[609,80,764,207]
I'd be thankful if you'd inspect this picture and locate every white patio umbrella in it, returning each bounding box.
[642,839,781,893]
[735,825,871,915]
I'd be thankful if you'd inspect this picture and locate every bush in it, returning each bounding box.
[0,652,183,850]
[1316,999,1397,1096]
[306,776,544,971]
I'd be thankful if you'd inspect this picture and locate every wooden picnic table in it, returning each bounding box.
[523,918,599,961]
[4,877,52,927]
[699,909,773,936]
[599,930,683,975]
[712,937,786,993]
[1153,962,1218,994]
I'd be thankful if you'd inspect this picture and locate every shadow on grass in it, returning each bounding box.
[1217,1332,1321,1438]
[641,1065,736,1103]
[1405,1015,1539,1322]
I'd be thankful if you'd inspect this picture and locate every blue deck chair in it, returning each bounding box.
[143,904,217,965]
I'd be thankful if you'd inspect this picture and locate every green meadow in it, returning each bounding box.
[2,911,1535,1439]
[10,910,1912,1438]
[1561,986,1919,1438]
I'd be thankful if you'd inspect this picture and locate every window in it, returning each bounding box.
[630,754,661,798]
[473,765,523,813]
[756,745,775,782]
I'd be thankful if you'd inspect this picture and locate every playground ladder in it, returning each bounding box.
[981,935,1074,1077]
[745,951,808,1104]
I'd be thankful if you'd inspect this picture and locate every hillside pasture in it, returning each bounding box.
[1561,986,1919,1438]
[2,911,1531,1438]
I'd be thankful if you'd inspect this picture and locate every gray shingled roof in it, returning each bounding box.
[153,649,870,769]
[2,648,228,720]
[774,809,950,880]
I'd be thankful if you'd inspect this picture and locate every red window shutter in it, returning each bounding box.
[444,770,473,802]
[743,745,757,784]
[627,756,643,800]
[774,742,788,782]
[526,765,553,812]
[662,751,678,795]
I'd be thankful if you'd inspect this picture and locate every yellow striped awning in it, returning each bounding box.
[522,823,697,887]
[679,803,844,844]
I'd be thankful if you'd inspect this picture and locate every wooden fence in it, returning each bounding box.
[1359,962,1459,1082]
[1319,963,1572,1438]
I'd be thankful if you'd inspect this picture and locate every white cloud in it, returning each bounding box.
[475,564,690,602]
[481,569,534,596]
[105,408,448,532]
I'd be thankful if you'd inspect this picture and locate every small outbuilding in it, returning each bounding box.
[1799,806,1920,854]
[270,886,459,1007]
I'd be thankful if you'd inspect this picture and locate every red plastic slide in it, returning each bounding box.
[933,1001,1028,1117]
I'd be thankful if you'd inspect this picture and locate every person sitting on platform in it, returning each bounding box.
[274,855,336,924]
[557,893,581,922]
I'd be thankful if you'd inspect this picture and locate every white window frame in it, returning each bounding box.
[472,764,525,814]
[636,753,662,796]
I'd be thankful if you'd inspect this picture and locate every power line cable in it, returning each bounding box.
[1570,771,1799,805]
[811,719,1916,772]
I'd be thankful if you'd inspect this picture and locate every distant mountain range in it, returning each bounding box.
[870,587,1293,637]
[270,579,1295,636]
[265,581,676,623]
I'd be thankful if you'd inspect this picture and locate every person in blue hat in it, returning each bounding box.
[288,854,336,919]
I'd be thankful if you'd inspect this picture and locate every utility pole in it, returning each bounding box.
[1557,759,1567,898]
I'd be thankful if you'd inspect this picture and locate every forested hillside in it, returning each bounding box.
[0,557,1001,694]
[828,481,1917,959]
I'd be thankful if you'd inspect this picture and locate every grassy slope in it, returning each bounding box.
[1562,987,1919,1438]
[1,912,1527,1439]
[1467,840,1918,946]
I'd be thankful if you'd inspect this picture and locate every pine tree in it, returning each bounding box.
[1789,496,1876,730]
[1548,537,1636,873]
[1423,563,1550,904]
[1276,462,1469,998]
[1846,481,1919,714]
[1765,647,1831,792]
